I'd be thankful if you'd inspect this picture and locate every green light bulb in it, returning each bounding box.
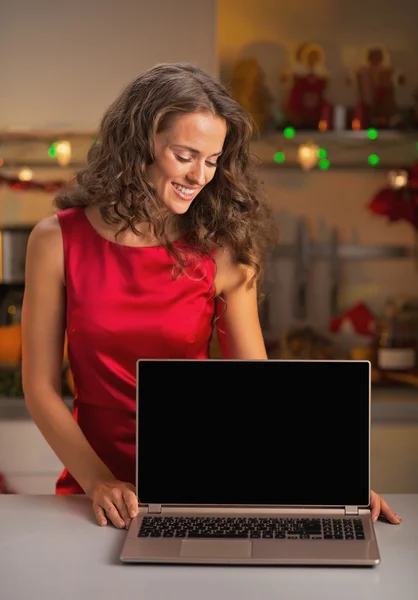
[283,127,295,139]
[274,152,285,163]
[48,144,57,158]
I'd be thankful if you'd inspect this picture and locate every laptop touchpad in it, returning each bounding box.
[180,539,252,559]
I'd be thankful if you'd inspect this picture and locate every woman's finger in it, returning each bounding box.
[103,501,126,528]
[370,491,402,524]
[93,502,108,527]
[111,489,131,526]
[122,487,139,519]
[377,495,402,524]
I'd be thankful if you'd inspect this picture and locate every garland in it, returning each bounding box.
[0,173,67,192]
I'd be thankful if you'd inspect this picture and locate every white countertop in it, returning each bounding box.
[1,494,417,600]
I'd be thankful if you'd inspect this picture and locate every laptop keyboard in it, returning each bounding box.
[138,516,366,540]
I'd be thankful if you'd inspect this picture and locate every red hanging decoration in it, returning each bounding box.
[368,162,418,230]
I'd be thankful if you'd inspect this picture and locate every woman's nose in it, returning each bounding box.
[186,162,206,186]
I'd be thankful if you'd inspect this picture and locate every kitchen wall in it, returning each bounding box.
[0,0,218,130]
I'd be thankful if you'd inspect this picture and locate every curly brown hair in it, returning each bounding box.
[54,62,276,286]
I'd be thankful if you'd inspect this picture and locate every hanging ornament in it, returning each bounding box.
[18,167,34,182]
[298,142,319,170]
[54,140,72,166]
[388,169,408,189]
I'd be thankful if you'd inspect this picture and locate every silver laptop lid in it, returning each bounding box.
[136,359,371,509]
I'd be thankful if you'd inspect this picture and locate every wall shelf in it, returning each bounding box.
[0,130,96,174]
[251,129,418,169]
[271,242,413,261]
[1,128,417,171]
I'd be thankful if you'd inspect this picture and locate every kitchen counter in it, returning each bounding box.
[1,494,417,600]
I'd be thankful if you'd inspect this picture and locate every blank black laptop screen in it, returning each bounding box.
[137,360,370,507]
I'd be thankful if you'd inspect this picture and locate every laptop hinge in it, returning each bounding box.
[147,504,162,514]
[345,505,359,516]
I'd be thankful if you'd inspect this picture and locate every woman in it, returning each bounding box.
[21,62,401,529]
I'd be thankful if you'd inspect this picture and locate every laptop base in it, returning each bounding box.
[120,509,380,566]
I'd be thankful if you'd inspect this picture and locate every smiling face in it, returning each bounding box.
[146,111,227,215]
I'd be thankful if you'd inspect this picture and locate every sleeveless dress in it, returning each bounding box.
[56,207,216,494]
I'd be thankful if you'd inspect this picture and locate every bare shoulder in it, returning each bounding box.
[214,245,256,297]
[30,213,61,239]
[28,214,62,251]
[26,214,64,278]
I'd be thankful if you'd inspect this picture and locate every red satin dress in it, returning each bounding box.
[56,207,216,494]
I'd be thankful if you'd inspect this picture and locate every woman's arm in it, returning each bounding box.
[21,216,137,527]
[214,247,267,360]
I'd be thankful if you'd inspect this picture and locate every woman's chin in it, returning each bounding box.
[165,198,194,215]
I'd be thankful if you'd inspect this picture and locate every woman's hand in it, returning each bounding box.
[370,490,402,524]
[89,479,139,528]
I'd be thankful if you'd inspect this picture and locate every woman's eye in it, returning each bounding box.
[175,154,217,168]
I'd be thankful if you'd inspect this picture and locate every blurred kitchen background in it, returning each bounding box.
[0,0,417,495]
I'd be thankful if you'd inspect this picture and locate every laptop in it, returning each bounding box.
[120,359,380,566]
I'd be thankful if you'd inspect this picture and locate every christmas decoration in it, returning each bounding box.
[348,45,406,129]
[229,57,273,133]
[388,169,409,189]
[54,140,72,166]
[298,141,319,170]
[0,173,67,192]
[18,168,34,182]
[281,42,332,130]
[368,163,418,230]
[330,302,377,338]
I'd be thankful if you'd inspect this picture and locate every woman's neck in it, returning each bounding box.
[84,206,183,247]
